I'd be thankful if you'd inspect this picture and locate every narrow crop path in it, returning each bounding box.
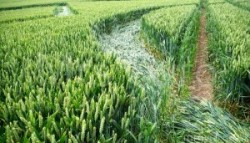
[190,7,213,101]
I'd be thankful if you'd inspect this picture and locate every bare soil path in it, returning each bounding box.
[190,8,213,101]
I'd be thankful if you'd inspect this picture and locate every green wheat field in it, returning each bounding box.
[0,0,249,142]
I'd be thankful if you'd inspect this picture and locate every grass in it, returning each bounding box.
[161,99,250,143]
[0,6,56,23]
[207,2,250,119]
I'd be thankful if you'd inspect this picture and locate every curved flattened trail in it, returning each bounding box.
[57,6,72,16]
[99,20,169,95]
[98,7,213,101]
[190,8,213,101]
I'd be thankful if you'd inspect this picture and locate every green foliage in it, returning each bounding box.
[141,5,197,58]
[141,5,200,96]
[0,18,143,141]
[0,2,163,142]
[0,0,201,142]
[239,2,250,10]
[0,0,67,9]
[0,6,56,23]
[207,3,250,103]
[226,0,250,11]
[162,99,250,142]
[208,0,225,4]
[1,0,249,142]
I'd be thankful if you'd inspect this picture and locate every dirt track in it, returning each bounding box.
[190,8,213,101]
